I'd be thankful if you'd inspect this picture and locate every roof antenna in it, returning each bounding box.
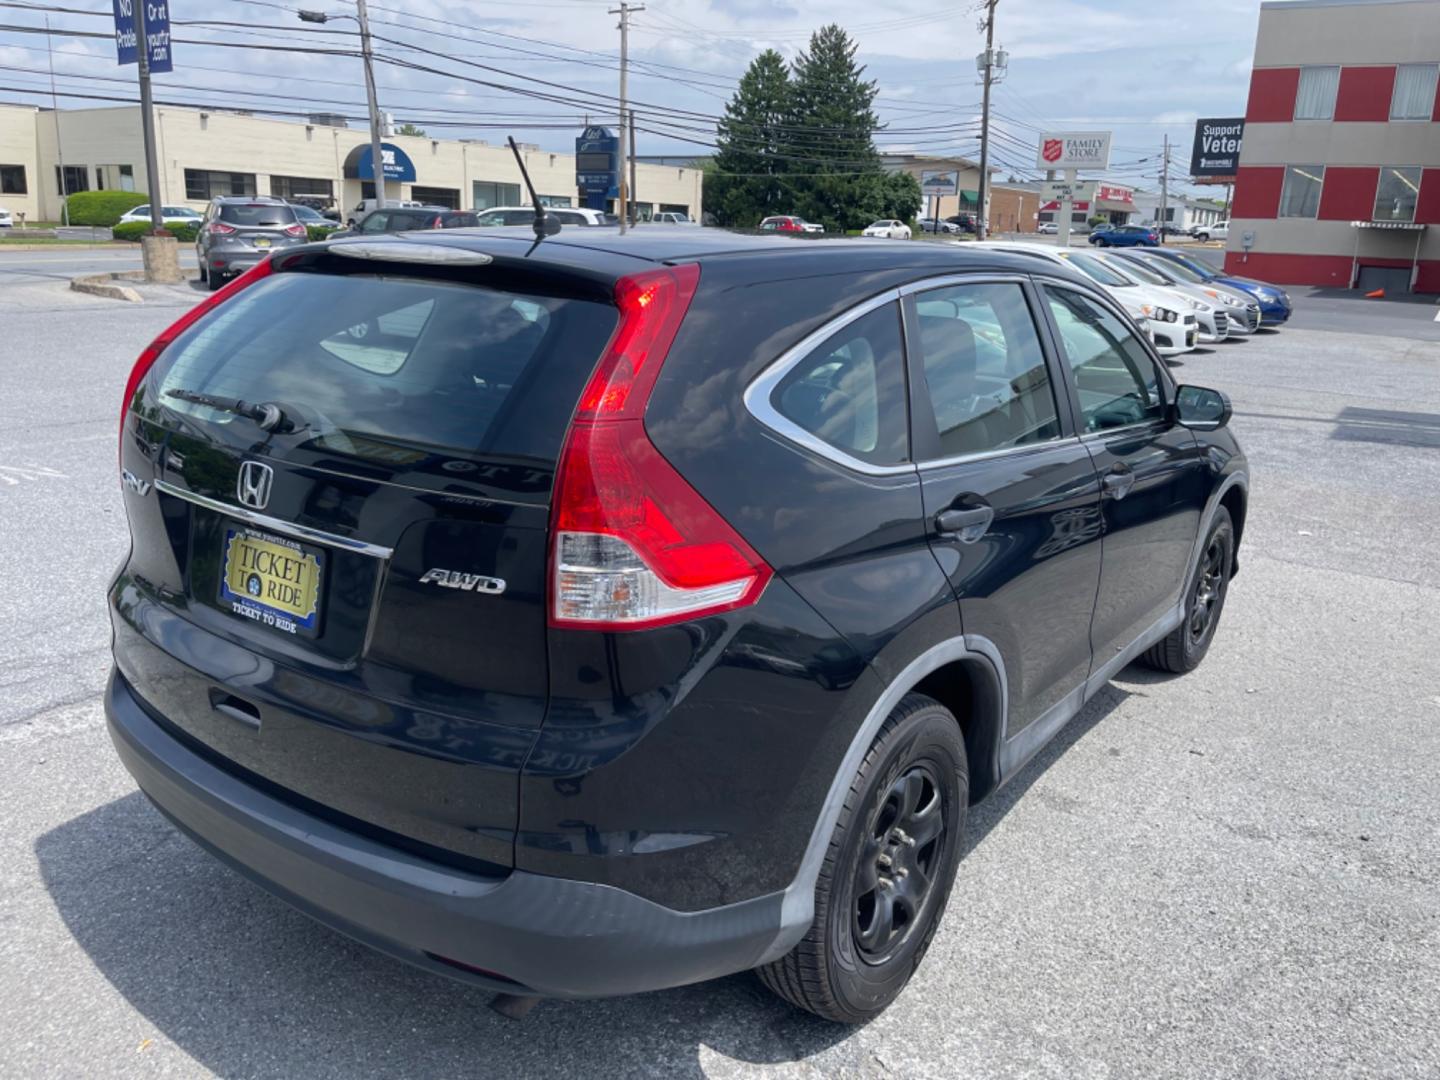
[508,136,561,242]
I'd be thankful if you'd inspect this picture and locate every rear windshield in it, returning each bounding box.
[219,203,296,227]
[151,272,619,467]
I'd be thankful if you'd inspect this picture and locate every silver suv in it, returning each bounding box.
[197,196,307,291]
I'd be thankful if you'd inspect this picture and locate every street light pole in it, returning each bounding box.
[300,6,387,209]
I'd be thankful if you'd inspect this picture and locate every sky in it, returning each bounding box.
[0,0,1270,197]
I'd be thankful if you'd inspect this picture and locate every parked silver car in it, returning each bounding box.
[1117,249,1263,334]
[197,196,307,291]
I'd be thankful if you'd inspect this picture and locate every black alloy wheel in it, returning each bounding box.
[757,694,967,1023]
[852,765,946,962]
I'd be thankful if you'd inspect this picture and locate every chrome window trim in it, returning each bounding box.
[742,287,916,477]
[918,435,1083,473]
[154,480,394,559]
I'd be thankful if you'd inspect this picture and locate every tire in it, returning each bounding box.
[206,270,223,292]
[757,693,968,1023]
[1095,238,1109,247]
[197,262,207,284]
[1141,506,1234,674]
[1196,233,1209,243]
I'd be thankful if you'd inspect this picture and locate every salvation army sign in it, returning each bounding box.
[1036,131,1112,171]
[1190,118,1245,178]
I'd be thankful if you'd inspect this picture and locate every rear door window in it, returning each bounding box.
[771,302,909,467]
[150,272,620,469]
[911,282,1061,458]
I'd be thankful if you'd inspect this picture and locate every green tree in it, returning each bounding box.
[395,123,427,137]
[708,49,794,227]
[785,24,886,231]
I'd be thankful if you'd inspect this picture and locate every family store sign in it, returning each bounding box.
[1035,132,1112,171]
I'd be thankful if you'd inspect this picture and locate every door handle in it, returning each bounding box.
[935,505,994,543]
[1101,467,1135,500]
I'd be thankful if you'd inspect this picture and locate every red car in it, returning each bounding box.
[759,215,824,234]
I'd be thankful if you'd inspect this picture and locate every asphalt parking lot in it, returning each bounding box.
[1,261,1438,1078]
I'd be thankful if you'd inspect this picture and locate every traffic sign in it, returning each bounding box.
[113,0,173,73]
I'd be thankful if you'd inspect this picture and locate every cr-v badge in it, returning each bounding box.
[236,461,274,511]
[418,568,507,595]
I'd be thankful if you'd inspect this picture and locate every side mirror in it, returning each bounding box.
[1175,384,1231,430]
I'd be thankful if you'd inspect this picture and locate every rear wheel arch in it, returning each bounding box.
[911,656,1004,803]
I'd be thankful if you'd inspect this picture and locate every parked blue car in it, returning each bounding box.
[1146,249,1292,325]
[1088,224,1159,247]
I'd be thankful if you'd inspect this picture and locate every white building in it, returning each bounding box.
[1128,190,1228,230]
[0,103,703,223]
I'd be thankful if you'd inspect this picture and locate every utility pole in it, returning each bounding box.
[1158,133,1170,245]
[629,107,639,224]
[610,2,642,233]
[975,0,1000,241]
[45,15,69,227]
[300,5,387,209]
[133,1,164,235]
[355,0,387,209]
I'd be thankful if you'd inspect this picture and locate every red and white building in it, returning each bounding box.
[1228,0,1440,294]
[1037,183,1137,228]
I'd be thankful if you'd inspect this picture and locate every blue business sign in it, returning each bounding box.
[575,125,619,209]
[113,0,174,73]
[343,142,419,183]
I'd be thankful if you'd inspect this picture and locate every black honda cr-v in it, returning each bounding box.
[109,229,1247,1022]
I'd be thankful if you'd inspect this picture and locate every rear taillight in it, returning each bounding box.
[284,223,307,238]
[549,264,772,630]
[207,220,237,236]
[120,258,274,462]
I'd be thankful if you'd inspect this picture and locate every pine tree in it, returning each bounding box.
[708,49,793,227]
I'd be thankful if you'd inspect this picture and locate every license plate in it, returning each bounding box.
[253,237,272,249]
[219,527,324,636]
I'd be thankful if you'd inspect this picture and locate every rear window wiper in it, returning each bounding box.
[165,388,296,432]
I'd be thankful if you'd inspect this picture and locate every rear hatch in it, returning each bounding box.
[212,202,304,256]
[115,246,621,869]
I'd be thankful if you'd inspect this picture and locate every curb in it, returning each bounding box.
[69,268,199,302]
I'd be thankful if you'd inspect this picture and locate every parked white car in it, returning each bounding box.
[862,219,911,239]
[1035,221,1058,235]
[1091,250,1229,343]
[0,206,11,228]
[978,241,1197,357]
[118,205,204,227]
[651,211,698,225]
[475,205,615,227]
[1194,220,1229,242]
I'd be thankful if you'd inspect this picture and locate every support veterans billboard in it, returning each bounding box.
[1191,118,1244,178]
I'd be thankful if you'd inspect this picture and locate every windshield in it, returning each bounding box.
[1139,255,1200,284]
[148,272,619,468]
[1166,254,1216,281]
[1057,250,1131,288]
[1111,256,1167,286]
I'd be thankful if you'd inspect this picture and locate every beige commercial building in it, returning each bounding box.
[0,103,703,224]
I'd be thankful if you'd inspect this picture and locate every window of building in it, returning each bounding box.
[1278,165,1325,218]
[410,185,460,209]
[537,194,572,207]
[910,282,1060,459]
[0,164,27,195]
[472,181,521,209]
[55,164,89,194]
[1294,66,1340,120]
[772,303,910,466]
[1373,166,1422,222]
[1391,64,1439,120]
[269,175,333,200]
[184,169,256,200]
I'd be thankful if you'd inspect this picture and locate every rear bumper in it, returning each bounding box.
[105,669,786,999]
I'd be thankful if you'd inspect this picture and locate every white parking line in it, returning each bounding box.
[0,463,68,486]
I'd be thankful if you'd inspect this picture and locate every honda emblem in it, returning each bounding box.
[236,461,274,511]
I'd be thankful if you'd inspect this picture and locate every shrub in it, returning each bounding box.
[66,190,149,227]
[307,224,337,242]
[111,220,199,243]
